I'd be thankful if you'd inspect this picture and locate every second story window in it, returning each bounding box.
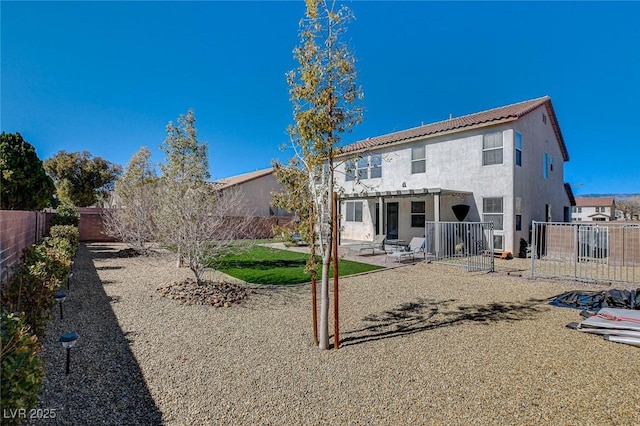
[483,132,503,166]
[411,146,426,174]
[345,159,356,182]
[357,157,368,180]
[346,154,382,181]
[543,152,549,179]
[313,163,331,185]
[515,132,522,167]
[369,154,382,178]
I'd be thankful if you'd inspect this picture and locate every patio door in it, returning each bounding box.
[387,202,399,239]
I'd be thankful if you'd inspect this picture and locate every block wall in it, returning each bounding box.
[0,211,48,284]
[78,208,117,242]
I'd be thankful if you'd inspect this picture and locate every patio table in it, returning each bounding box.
[384,239,406,253]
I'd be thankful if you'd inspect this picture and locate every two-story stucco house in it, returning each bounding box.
[572,197,616,222]
[335,96,574,254]
[212,167,288,218]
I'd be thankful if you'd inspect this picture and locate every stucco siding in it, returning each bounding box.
[511,106,571,249]
[336,104,570,254]
[230,174,281,217]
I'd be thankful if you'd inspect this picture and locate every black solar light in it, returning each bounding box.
[54,291,67,320]
[59,332,78,375]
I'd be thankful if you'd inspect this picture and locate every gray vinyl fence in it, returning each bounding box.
[530,221,640,284]
[424,221,495,272]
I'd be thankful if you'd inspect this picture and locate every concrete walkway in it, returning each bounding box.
[260,241,418,268]
[261,241,537,276]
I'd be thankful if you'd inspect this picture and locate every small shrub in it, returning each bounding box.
[1,267,57,339]
[0,310,45,425]
[1,241,71,338]
[50,203,79,226]
[49,225,79,249]
[24,242,72,287]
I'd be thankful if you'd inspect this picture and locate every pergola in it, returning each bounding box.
[339,187,473,239]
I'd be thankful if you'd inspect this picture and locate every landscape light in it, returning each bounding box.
[54,291,67,320]
[58,332,78,375]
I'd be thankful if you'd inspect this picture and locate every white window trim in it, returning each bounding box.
[345,201,363,222]
[483,132,504,166]
[346,155,382,181]
[357,157,368,180]
[345,159,356,182]
[411,146,426,174]
[369,154,382,179]
[483,197,504,231]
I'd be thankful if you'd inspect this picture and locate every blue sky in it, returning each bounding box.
[2,1,638,195]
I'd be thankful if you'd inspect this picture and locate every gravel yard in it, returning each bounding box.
[31,243,639,425]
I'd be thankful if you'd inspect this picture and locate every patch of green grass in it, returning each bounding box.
[214,246,382,285]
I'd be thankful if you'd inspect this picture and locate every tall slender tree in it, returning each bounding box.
[283,0,363,349]
[156,109,254,282]
[157,109,210,268]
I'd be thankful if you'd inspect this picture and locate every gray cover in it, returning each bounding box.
[580,308,640,332]
[604,335,640,347]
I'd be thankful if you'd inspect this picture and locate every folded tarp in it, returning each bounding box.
[550,288,640,310]
[568,308,640,348]
[581,308,640,332]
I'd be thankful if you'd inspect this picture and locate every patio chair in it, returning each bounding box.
[385,237,425,263]
[349,234,386,256]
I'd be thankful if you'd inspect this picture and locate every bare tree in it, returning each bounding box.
[103,147,158,253]
[166,185,255,283]
[616,196,640,220]
[155,109,255,284]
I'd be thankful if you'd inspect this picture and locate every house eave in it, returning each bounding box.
[336,117,518,159]
[340,188,472,200]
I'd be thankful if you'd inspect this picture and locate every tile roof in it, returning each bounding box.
[339,96,569,161]
[212,167,274,190]
[575,197,615,207]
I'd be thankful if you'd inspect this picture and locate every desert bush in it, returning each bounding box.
[1,265,58,339]
[0,310,45,425]
[1,237,74,338]
[49,225,79,250]
[49,203,79,226]
[24,242,72,288]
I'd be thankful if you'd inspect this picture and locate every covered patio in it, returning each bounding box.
[338,187,474,243]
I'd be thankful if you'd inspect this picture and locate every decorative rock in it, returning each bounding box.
[157,278,254,307]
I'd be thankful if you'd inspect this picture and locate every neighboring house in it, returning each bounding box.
[212,167,289,218]
[572,197,616,222]
[334,95,574,254]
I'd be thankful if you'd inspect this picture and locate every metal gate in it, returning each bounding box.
[530,221,640,284]
[424,221,494,272]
